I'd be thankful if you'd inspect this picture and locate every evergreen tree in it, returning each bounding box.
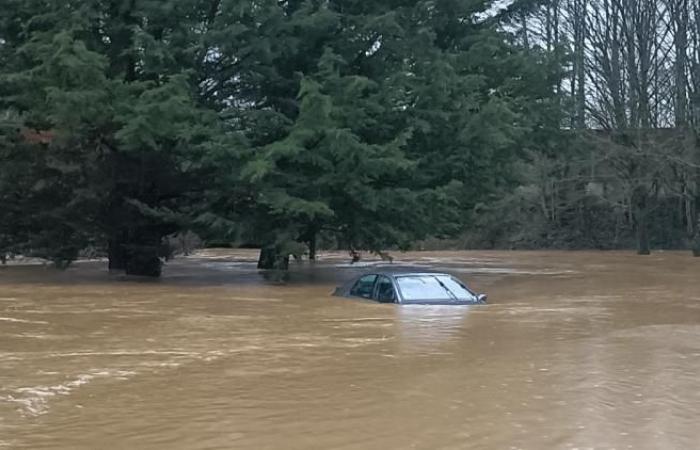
[1,1,217,275]
[1,0,562,274]
[204,0,550,266]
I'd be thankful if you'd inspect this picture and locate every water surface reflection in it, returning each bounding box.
[396,305,473,354]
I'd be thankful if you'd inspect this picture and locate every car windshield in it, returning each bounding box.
[395,275,476,303]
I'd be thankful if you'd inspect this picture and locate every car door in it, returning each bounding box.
[373,276,397,303]
[349,274,378,299]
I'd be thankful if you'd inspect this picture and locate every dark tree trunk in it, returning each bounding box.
[257,246,289,270]
[692,229,700,257]
[125,243,162,277]
[308,233,317,261]
[637,217,651,255]
[111,227,164,277]
[257,247,275,269]
[693,216,700,257]
[633,188,651,255]
[108,234,128,271]
[694,136,700,256]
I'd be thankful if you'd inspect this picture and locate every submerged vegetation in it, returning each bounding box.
[1,0,700,276]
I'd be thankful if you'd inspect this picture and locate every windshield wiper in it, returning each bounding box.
[433,276,459,302]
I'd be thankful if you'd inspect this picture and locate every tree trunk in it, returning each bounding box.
[693,129,700,256]
[124,242,162,277]
[637,215,651,255]
[634,188,651,255]
[688,127,700,255]
[111,228,164,277]
[572,0,587,129]
[694,170,700,257]
[672,0,689,127]
[257,246,290,270]
[520,11,530,49]
[308,233,317,261]
[692,221,700,256]
[108,233,128,271]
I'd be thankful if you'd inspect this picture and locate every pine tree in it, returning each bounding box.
[1,0,562,273]
[0,1,218,275]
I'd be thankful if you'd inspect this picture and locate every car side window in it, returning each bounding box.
[373,276,396,303]
[350,275,378,299]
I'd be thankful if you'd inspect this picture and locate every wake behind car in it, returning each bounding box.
[333,272,487,305]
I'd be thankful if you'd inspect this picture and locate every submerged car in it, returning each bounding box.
[333,272,487,305]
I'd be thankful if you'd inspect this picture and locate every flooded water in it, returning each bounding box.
[1,250,700,449]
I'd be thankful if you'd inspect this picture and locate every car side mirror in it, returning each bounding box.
[476,294,487,303]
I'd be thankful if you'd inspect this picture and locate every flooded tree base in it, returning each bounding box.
[692,235,700,257]
[256,247,290,271]
[108,238,164,277]
[124,251,162,277]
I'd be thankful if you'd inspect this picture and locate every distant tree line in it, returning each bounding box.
[0,0,698,277]
[482,0,700,255]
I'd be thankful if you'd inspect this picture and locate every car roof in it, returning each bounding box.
[367,271,452,278]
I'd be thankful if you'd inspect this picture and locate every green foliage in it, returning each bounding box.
[0,1,217,273]
[1,0,561,272]
[202,0,551,258]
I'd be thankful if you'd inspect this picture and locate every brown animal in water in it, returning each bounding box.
[373,250,394,263]
[349,248,361,264]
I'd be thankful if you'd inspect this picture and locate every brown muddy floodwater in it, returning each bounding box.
[1,250,700,449]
